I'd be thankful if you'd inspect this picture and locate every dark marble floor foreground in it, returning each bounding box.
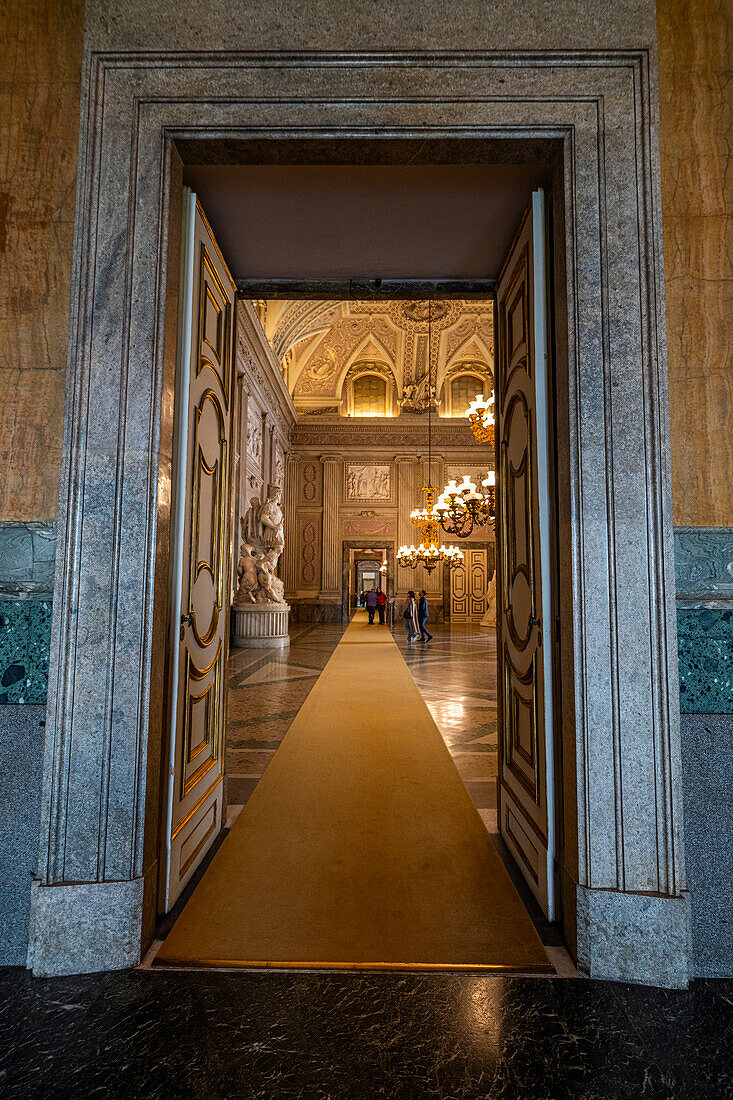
[0,967,731,1099]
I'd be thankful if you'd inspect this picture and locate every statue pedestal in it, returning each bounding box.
[231,602,290,648]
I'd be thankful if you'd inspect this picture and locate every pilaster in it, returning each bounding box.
[320,456,341,595]
[396,455,419,596]
[283,454,299,597]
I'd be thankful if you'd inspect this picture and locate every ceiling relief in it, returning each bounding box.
[257,299,494,416]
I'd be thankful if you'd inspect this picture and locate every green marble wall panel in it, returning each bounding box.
[674,527,733,715]
[0,600,53,704]
[677,608,733,715]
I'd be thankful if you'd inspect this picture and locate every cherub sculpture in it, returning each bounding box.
[235,484,287,605]
[234,533,259,604]
[256,548,285,604]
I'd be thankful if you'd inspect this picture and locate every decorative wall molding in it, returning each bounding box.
[0,522,57,598]
[290,420,475,449]
[674,527,733,607]
[236,300,297,436]
[300,460,321,505]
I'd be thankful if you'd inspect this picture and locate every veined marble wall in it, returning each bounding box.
[658,0,733,529]
[657,0,733,978]
[1,1,83,522]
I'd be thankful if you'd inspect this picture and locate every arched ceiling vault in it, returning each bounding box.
[256,298,494,415]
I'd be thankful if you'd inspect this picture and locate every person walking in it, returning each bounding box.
[365,587,379,624]
[418,589,433,641]
[376,587,388,624]
[402,590,420,644]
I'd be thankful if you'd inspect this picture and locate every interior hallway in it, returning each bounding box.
[225,620,498,821]
[155,613,546,970]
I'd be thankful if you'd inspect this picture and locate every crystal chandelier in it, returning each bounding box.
[465,392,495,445]
[436,471,496,538]
[397,301,463,575]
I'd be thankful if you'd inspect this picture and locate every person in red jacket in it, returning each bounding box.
[376,587,388,624]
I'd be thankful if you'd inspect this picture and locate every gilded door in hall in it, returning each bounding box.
[450,548,489,622]
[161,192,236,911]
[495,190,556,919]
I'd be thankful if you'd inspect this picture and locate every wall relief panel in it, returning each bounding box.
[299,517,320,586]
[300,459,321,504]
[342,510,395,538]
[246,403,262,462]
[345,463,392,502]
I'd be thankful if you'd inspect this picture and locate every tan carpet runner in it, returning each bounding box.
[155,612,552,971]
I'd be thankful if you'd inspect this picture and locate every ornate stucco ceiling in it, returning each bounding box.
[256,299,494,416]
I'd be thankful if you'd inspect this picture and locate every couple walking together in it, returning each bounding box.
[402,589,433,644]
[364,587,387,624]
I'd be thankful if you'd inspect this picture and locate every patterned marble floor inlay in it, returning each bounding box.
[225,619,497,810]
[225,623,347,802]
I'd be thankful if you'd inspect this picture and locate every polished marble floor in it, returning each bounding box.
[1,967,731,1098]
[225,620,497,814]
[4,622,732,1096]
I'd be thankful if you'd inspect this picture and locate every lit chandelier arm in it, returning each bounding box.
[436,472,496,538]
[465,392,496,445]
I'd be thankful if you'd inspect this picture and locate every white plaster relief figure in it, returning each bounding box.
[246,405,262,461]
[235,484,287,604]
[345,464,391,500]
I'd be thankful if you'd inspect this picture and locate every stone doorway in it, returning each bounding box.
[342,542,394,622]
[30,56,688,987]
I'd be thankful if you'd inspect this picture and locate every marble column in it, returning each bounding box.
[320,456,340,596]
[283,455,298,599]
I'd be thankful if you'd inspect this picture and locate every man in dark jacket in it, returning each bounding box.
[418,590,433,641]
[365,587,378,624]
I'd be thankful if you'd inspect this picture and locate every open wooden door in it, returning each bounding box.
[161,190,236,911]
[495,189,556,919]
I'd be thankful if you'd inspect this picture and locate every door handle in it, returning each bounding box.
[530,616,542,647]
[180,610,193,641]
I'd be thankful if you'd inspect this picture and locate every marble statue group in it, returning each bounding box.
[235,484,286,606]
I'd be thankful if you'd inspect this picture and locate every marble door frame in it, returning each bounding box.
[29,51,689,986]
[342,542,395,622]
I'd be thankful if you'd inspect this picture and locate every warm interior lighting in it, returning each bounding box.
[398,300,463,574]
[465,392,495,445]
[437,470,496,538]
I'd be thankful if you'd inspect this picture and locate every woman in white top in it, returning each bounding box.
[402,590,420,644]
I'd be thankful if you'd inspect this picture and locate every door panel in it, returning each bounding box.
[496,190,556,919]
[161,191,235,912]
[451,548,488,623]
